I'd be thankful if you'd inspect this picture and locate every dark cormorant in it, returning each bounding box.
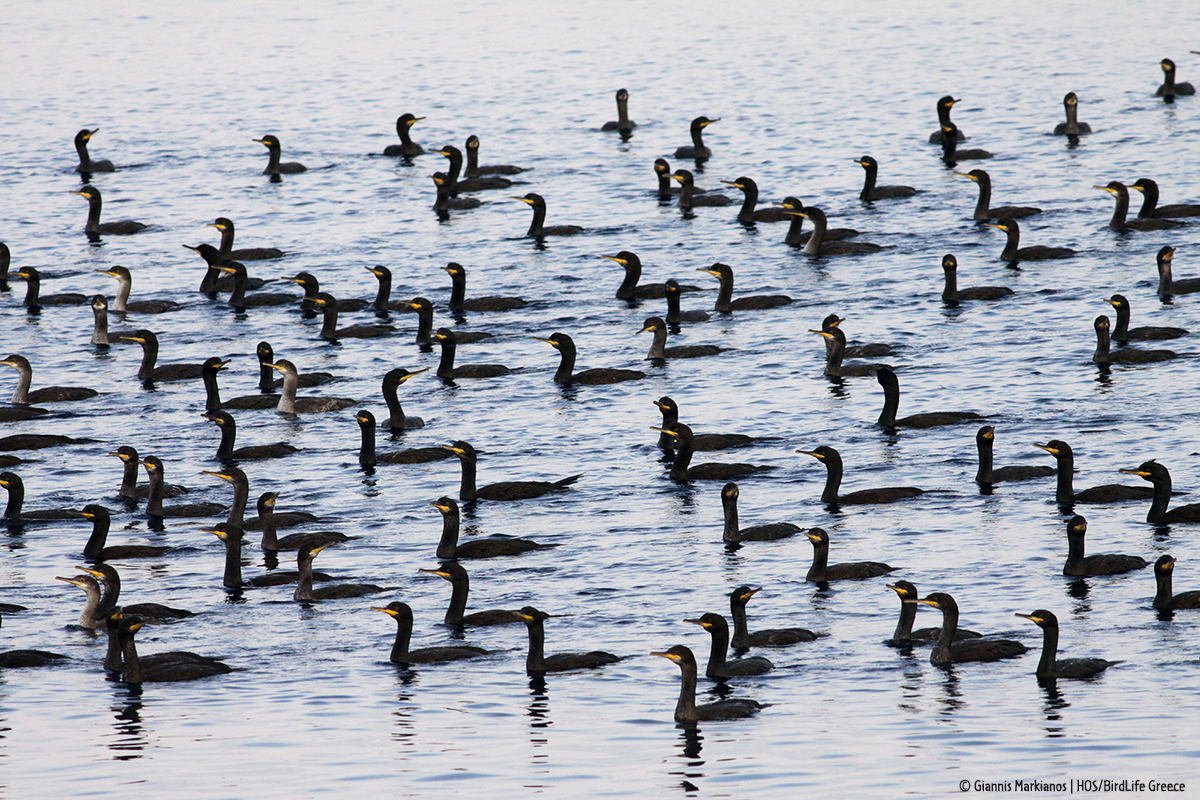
[1093,315,1177,364]
[720,483,801,543]
[1,472,78,521]
[355,410,451,466]
[1155,58,1195,98]
[111,445,187,500]
[653,397,757,454]
[1016,609,1115,680]
[1152,556,1200,610]
[365,265,408,313]
[313,293,394,340]
[928,95,965,143]
[876,367,985,429]
[797,445,924,505]
[1061,515,1147,577]
[805,528,895,582]
[940,122,992,165]
[70,185,146,235]
[433,328,512,380]
[653,645,763,722]
[603,251,700,300]
[518,606,622,676]
[372,602,489,665]
[728,586,818,646]
[941,254,1014,304]
[57,573,105,629]
[115,613,230,683]
[778,198,859,247]
[1129,178,1200,219]
[118,330,206,382]
[82,564,194,621]
[419,562,524,626]
[96,266,180,313]
[987,218,1075,262]
[674,116,718,159]
[810,326,891,378]
[433,145,512,193]
[77,504,170,560]
[601,88,637,132]
[207,217,283,261]
[464,134,525,176]
[655,424,775,482]
[956,170,1041,220]
[384,113,424,157]
[255,342,333,391]
[74,128,115,173]
[664,279,710,322]
[673,169,734,211]
[269,360,357,413]
[142,456,225,518]
[1033,440,1152,505]
[887,581,981,645]
[253,134,306,174]
[283,272,369,314]
[0,354,97,404]
[432,496,555,559]
[216,261,296,310]
[443,262,526,312]
[1053,92,1092,136]
[13,266,88,308]
[1155,246,1200,296]
[536,332,645,385]
[442,440,580,502]
[1095,181,1183,231]
[294,539,383,601]
[1121,460,1200,524]
[379,367,427,430]
[684,612,772,678]
[793,208,882,256]
[203,410,299,461]
[695,263,791,312]
[975,426,1054,484]
[638,317,724,359]
[1106,294,1187,341]
[914,593,1028,666]
[512,193,583,237]
[432,171,482,214]
[722,176,790,223]
[855,156,919,201]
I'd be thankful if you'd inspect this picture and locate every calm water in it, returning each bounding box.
[3,1,1200,797]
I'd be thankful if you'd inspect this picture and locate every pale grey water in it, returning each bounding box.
[2,0,1200,797]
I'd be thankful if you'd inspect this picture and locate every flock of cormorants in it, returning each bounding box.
[3,56,1200,727]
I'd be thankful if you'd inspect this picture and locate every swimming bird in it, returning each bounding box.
[1093,315,1177,364]
[518,606,622,677]
[1121,460,1200,524]
[778,198,860,246]
[463,134,525,176]
[13,266,87,309]
[1053,92,1092,136]
[975,426,1054,484]
[956,170,1041,220]
[443,262,526,312]
[82,564,194,621]
[653,397,759,454]
[355,410,451,466]
[913,593,1028,666]
[283,272,369,314]
[928,95,965,143]
[432,172,482,215]
[70,185,146,235]
[810,326,891,378]
[89,294,127,346]
[537,332,644,385]
[95,266,179,313]
[1061,515,1147,577]
[372,602,489,665]
[207,217,283,261]
[512,193,583,237]
[886,581,981,645]
[0,433,93,452]
[1155,58,1195,99]
[653,645,763,723]
[684,612,772,679]
[56,573,105,629]
[601,88,637,132]
[433,145,512,193]
[1155,246,1200,296]
[73,128,115,173]
[216,261,295,310]
[876,367,984,429]
[142,457,224,518]
[183,242,256,294]
[75,504,170,560]
[433,328,512,380]
[855,156,919,201]
[114,613,230,684]
[203,355,288,411]
[1015,609,1115,680]
[294,539,384,601]
[722,176,790,223]
[720,483,801,543]
[653,159,693,199]
[797,445,924,506]
[1129,179,1200,219]
[1152,556,1200,610]
[728,586,818,646]
[941,254,1014,304]
[987,218,1075,262]
[657,424,775,482]
[365,265,409,313]
[254,134,306,174]
[940,122,992,165]
[442,440,580,502]
[255,342,333,391]
[419,562,524,626]
[672,169,733,210]
[431,497,554,559]
[0,354,97,404]
[313,293,393,340]
[1095,181,1183,231]
[1,472,78,521]
[793,208,882,256]
[384,113,424,156]
[1105,294,1187,341]
[269,360,357,413]
[379,368,429,431]
[1033,440,1152,505]
[110,445,187,500]
[603,251,700,301]
[0,609,69,668]
[664,279,710,322]
[674,116,718,159]
[203,410,299,461]
[638,317,724,359]
[248,493,339,546]
[819,315,893,358]
[119,330,206,382]
[805,528,895,582]
[695,263,791,312]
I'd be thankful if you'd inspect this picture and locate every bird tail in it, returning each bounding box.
[555,474,583,489]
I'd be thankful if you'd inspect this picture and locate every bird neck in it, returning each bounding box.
[656,171,672,200]
[930,606,958,666]
[801,215,827,256]
[972,177,992,219]
[84,195,103,231]
[1148,472,1172,522]
[737,184,759,224]
[1093,322,1112,362]
[96,576,120,617]
[941,132,958,165]
[616,263,641,301]
[1063,103,1080,136]
[145,469,165,516]
[524,619,546,674]
[824,330,846,377]
[2,480,23,518]
[999,227,1020,262]
[1053,454,1075,506]
[76,138,92,168]
[893,599,916,641]
[277,371,299,414]
[553,344,577,384]
[975,434,993,483]
[228,269,248,309]
[1154,569,1174,609]
[703,626,729,679]
[264,146,282,174]
[444,574,470,625]
[258,359,276,393]
[721,494,740,542]
[435,509,461,559]
[216,422,237,461]
[1158,258,1174,296]
[443,153,462,191]
[119,629,143,684]
[223,537,243,588]
[1036,624,1059,679]
[119,459,139,498]
[784,213,807,246]
[136,339,159,381]
[1108,190,1130,228]
[1136,184,1158,218]
[202,370,222,412]
[877,377,900,427]
[713,272,734,312]
[668,435,694,481]
[807,540,830,580]
[1111,305,1131,339]
[860,165,878,201]
[729,602,750,645]
[77,583,101,629]
[690,125,705,150]
[294,556,315,600]
[675,662,699,721]
[616,96,631,128]
[319,303,340,339]
[457,454,478,502]
[91,304,110,345]
[1065,533,1085,565]
[111,277,131,311]
[9,364,31,405]
[413,306,433,343]
[83,515,111,559]
[526,203,547,237]
[448,272,467,307]
[465,146,480,175]
[227,481,249,528]
[22,274,41,308]
[820,460,843,505]
[200,263,221,295]
[646,326,668,359]
[665,290,683,320]
[103,618,123,671]
[390,615,413,663]
[368,276,391,316]
[358,420,376,468]
[436,338,458,379]
[433,179,452,212]
[217,227,236,262]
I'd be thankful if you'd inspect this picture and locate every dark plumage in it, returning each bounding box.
[380,367,427,430]
[805,528,895,582]
[207,217,284,261]
[639,316,724,359]
[512,193,582,237]
[432,172,481,214]
[255,496,347,552]
[1062,515,1147,577]
[696,263,791,312]
[855,156,919,201]
[443,262,526,312]
[419,562,524,627]
[657,424,775,482]
[876,367,985,429]
[1155,58,1195,99]
[956,170,1041,220]
[256,342,334,391]
[1152,556,1200,610]
[728,586,818,646]
[203,410,299,461]
[653,397,758,454]
[77,504,170,560]
[1,472,78,521]
[1130,178,1200,219]
[1105,294,1187,342]
[810,326,891,378]
[114,613,230,684]
[82,564,194,621]
[1156,246,1200,296]
[1016,609,1115,680]
[722,176,790,223]
[518,606,621,677]
[778,198,858,246]
[797,445,923,506]
[1093,315,1177,364]
[603,251,700,300]
[313,292,393,340]
[216,261,295,310]
[928,95,965,143]
[293,539,383,602]
[0,354,97,404]
[1053,92,1092,136]
[464,134,525,175]
[433,145,512,193]
[1095,181,1183,231]
[71,185,146,235]
[270,360,357,414]
[793,208,882,256]
[74,128,115,173]
[653,645,763,723]
[355,410,451,466]
[1121,460,1200,524]
[1033,440,1152,506]
[432,497,555,559]
[914,593,1028,666]
[684,612,772,679]
[940,122,992,165]
[283,272,368,314]
[601,88,637,132]
[443,440,580,502]
[537,332,644,385]
[674,116,718,159]
[988,218,1075,262]
[254,134,306,174]
[0,610,69,668]
[674,172,735,209]
[384,113,424,157]
[96,266,180,313]
[887,581,981,645]
[720,483,801,543]
[141,456,225,518]
[664,279,710,322]
[14,266,88,309]
[941,254,1013,304]
[372,602,488,665]
[0,434,93,452]
[433,328,512,380]
[975,426,1054,484]
[119,330,206,382]
[111,445,187,500]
